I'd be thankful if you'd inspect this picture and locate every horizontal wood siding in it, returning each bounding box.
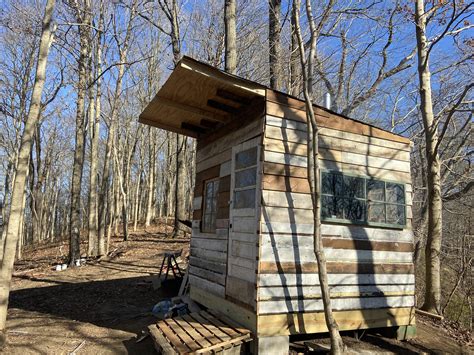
[257,307,415,336]
[258,295,415,315]
[257,99,414,319]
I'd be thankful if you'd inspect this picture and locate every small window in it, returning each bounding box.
[321,172,366,222]
[202,179,219,233]
[321,171,406,227]
[233,147,258,210]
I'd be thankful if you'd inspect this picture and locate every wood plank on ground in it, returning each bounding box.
[199,311,241,338]
[165,319,202,352]
[148,325,177,355]
[157,321,191,353]
[183,314,222,346]
[174,316,213,349]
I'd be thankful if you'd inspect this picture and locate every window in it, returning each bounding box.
[321,171,406,227]
[202,179,219,233]
[234,147,258,209]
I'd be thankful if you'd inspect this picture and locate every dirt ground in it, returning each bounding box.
[2,224,472,354]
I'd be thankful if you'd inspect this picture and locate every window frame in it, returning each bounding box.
[201,178,220,233]
[320,170,407,229]
[232,146,259,210]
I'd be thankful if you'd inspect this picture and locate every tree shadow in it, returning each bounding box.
[261,98,415,343]
[8,275,181,353]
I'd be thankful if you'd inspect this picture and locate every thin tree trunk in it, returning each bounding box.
[289,3,300,96]
[415,0,443,314]
[98,4,133,252]
[0,0,56,344]
[224,0,237,74]
[69,1,91,266]
[163,0,187,237]
[293,1,345,353]
[88,4,103,257]
[269,0,283,90]
[173,135,186,236]
[145,128,155,227]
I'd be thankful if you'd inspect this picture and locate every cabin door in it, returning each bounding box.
[226,137,261,307]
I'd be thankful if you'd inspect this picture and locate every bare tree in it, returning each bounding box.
[87,1,104,257]
[414,0,473,314]
[224,0,237,73]
[0,0,56,345]
[68,0,92,266]
[269,0,283,90]
[293,0,345,353]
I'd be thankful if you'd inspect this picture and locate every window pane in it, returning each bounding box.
[367,180,385,201]
[202,214,211,232]
[203,180,219,233]
[322,173,343,196]
[321,196,344,219]
[334,174,343,196]
[386,204,405,225]
[343,176,365,198]
[235,167,257,188]
[234,188,255,209]
[386,183,405,204]
[236,147,257,169]
[344,198,366,221]
[367,202,385,223]
[322,172,333,194]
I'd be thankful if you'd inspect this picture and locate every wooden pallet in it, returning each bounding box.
[148,310,252,354]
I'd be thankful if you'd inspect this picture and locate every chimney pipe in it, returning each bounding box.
[324,92,331,110]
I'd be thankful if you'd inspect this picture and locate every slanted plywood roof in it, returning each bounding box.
[139,56,265,137]
[139,56,411,145]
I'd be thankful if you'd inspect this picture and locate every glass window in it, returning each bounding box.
[321,172,406,227]
[235,147,257,169]
[233,146,258,210]
[367,180,385,201]
[202,179,219,233]
[386,183,405,204]
[234,189,256,209]
[235,167,257,188]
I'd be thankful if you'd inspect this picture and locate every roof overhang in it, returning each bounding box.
[139,56,266,138]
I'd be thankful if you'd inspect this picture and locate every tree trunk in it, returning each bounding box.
[165,1,187,237]
[415,0,443,314]
[293,1,345,353]
[0,0,56,345]
[145,128,155,227]
[269,0,283,90]
[98,17,130,251]
[173,134,186,236]
[69,1,91,266]
[289,4,300,96]
[224,0,237,74]
[88,5,103,257]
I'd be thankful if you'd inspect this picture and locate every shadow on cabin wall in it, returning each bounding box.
[263,97,414,336]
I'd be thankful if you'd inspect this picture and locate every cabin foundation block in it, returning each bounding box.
[253,335,289,355]
[396,325,416,340]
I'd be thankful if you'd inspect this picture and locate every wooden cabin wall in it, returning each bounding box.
[256,91,415,336]
[190,117,264,308]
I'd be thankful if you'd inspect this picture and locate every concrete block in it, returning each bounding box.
[253,335,289,355]
[396,325,416,340]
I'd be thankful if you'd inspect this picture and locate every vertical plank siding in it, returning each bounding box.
[257,97,415,321]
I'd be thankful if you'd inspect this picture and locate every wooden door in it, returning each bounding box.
[226,137,261,307]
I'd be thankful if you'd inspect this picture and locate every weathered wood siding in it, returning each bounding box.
[257,91,415,329]
[190,117,264,300]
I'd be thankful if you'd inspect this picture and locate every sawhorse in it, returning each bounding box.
[158,250,183,281]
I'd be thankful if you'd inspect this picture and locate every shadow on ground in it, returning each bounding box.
[9,266,181,353]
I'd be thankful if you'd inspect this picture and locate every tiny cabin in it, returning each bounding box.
[139,56,415,353]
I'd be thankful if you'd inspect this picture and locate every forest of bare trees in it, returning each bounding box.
[0,0,472,348]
